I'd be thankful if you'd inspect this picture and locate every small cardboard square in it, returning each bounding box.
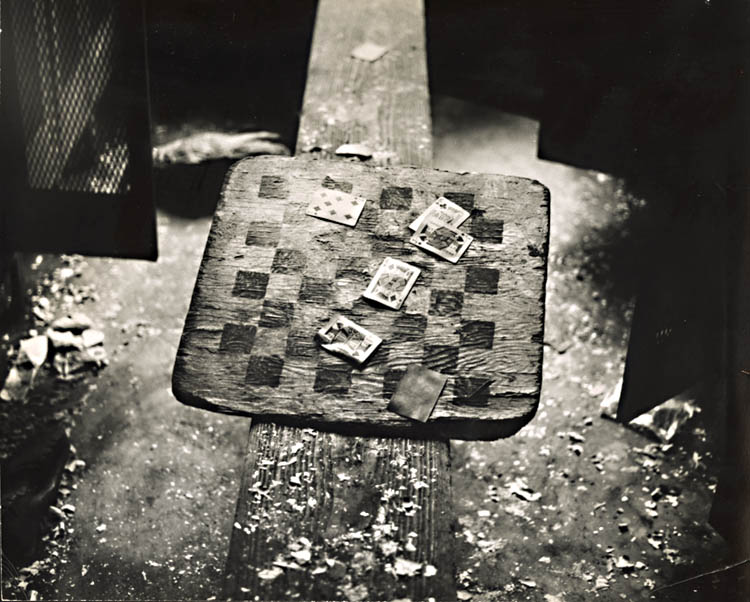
[363,257,421,310]
[351,41,388,62]
[388,365,448,422]
[306,189,367,227]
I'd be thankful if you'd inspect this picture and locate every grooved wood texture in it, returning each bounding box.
[173,157,549,439]
[295,0,432,166]
[171,0,548,598]
[222,422,454,601]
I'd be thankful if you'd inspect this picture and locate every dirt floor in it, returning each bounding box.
[0,96,741,601]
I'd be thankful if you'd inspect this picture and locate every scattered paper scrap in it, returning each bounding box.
[393,557,422,577]
[18,335,49,368]
[258,566,284,580]
[335,143,373,159]
[507,478,541,502]
[351,41,388,62]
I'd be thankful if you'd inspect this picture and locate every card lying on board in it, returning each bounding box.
[409,196,470,231]
[388,365,448,422]
[316,315,382,364]
[306,188,366,227]
[363,257,421,310]
[410,217,473,263]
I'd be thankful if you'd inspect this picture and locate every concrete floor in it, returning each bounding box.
[2,97,736,600]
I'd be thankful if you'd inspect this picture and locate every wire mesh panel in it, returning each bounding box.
[0,0,156,259]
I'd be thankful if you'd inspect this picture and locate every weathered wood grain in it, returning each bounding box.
[222,422,455,601]
[170,0,548,599]
[173,157,549,439]
[295,0,432,166]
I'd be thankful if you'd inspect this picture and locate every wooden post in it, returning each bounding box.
[222,1,457,599]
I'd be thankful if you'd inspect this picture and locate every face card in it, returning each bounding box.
[409,196,470,231]
[306,189,366,227]
[316,315,382,364]
[387,365,448,422]
[409,217,473,263]
[363,257,421,310]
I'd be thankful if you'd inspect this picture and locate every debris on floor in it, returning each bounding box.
[152,131,289,165]
[600,379,700,442]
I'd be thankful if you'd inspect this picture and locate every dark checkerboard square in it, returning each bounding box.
[232,271,269,299]
[314,363,352,394]
[219,324,257,354]
[245,222,281,247]
[258,175,288,199]
[423,345,459,372]
[408,260,433,287]
[429,289,464,316]
[335,258,371,283]
[470,217,504,243]
[322,175,353,193]
[258,300,295,328]
[285,331,319,360]
[271,248,306,274]
[465,267,499,294]
[392,314,427,343]
[379,186,413,209]
[357,202,380,230]
[460,320,495,349]
[382,368,406,398]
[372,235,407,256]
[453,376,492,407]
[299,277,333,304]
[245,355,284,387]
[365,342,389,370]
[444,192,475,211]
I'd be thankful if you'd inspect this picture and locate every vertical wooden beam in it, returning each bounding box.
[223,1,457,600]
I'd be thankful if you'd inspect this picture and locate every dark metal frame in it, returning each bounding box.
[0,0,157,260]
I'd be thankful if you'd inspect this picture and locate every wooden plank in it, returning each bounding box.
[295,0,432,166]
[170,0,546,599]
[172,157,548,439]
[222,422,455,601]
[215,1,466,598]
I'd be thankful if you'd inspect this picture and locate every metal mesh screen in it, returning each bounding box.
[9,0,129,194]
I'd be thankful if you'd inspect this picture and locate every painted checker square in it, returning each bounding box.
[173,157,549,440]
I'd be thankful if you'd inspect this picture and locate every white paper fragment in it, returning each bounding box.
[393,557,422,577]
[19,335,49,368]
[335,143,373,159]
[351,42,388,62]
[258,566,284,580]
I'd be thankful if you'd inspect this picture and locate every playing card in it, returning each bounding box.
[306,188,366,227]
[316,315,382,364]
[387,365,448,422]
[363,257,421,310]
[409,217,473,263]
[409,196,470,231]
